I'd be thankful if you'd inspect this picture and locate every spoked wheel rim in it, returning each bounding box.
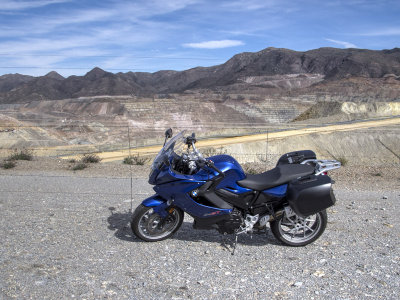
[278,212,322,244]
[137,208,181,240]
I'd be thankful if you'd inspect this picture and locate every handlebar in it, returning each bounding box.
[176,133,224,178]
[205,159,224,177]
[196,157,224,176]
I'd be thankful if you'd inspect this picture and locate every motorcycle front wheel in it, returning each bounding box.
[270,209,327,246]
[131,204,183,242]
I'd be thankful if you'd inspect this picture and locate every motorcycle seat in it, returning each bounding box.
[237,164,315,191]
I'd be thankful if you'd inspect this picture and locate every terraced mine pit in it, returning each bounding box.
[1,93,399,163]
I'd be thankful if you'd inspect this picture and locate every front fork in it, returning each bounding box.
[142,194,172,218]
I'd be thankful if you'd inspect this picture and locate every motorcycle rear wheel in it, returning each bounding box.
[131,204,183,242]
[270,209,327,246]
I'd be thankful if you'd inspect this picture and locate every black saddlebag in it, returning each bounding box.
[287,175,336,217]
[277,150,316,166]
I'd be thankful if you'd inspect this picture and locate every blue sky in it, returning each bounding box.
[0,0,399,77]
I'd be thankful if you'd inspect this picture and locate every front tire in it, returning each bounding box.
[270,209,327,246]
[131,204,183,242]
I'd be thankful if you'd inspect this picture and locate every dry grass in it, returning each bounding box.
[123,155,149,165]
[1,160,16,169]
[7,149,33,161]
[81,154,101,163]
[72,163,87,171]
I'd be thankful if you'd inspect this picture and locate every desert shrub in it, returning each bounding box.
[8,149,33,161]
[337,156,348,167]
[123,155,149,165]
[243,166,258,174]
[123,156,134,165]
[242,163,266,175]
[81,154,101,163]
[257,154,268,163]
[201,147,227,157]
[1,160,16,169]
[72,163,87,171]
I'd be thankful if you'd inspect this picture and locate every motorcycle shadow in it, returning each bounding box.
[107,208,282,247]
[107,208,136,242]
[174,222,281,248]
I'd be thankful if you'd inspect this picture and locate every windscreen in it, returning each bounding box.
[151,130,186,170]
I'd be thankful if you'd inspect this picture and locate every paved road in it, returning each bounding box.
[1,174,399,299]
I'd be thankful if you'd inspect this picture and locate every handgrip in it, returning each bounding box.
[206,160,224,177]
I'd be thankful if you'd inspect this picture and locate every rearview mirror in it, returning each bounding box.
[165,128,173,139]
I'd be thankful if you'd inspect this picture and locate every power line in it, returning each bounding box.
[0,66,150,71]
[0,53,222,61]
[0,53,223,71]
[0,66,220,71]
[0,190,131,196]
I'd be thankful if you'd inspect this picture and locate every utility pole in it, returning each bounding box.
[266,130,269,162]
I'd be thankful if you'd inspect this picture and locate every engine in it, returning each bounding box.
[216,209,243,234]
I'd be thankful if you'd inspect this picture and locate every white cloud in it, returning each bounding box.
[46,8,116,26]
[0,0,197,46]
[219,29,272,38]
[325,38,357,48]
[359,28,400,36]
[220,0,278,11]
[0,23,163,56]
[183,40,244,49]
[0,0,70,11]
[109,0,199,23]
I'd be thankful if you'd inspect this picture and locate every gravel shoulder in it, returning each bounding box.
[1,156,399,191]
[0,157,150,179]
[1,159,399,299]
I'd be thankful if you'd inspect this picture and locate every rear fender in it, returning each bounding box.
[142,195,169,218]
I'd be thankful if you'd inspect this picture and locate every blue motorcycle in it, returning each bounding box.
[131,129,341,248]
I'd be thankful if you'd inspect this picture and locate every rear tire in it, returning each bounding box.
[270,209,327,246]
[131,204,183,242]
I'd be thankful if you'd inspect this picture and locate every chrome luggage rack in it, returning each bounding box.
[301,159,341,175]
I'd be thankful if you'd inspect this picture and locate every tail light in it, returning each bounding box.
[322,172,328,175]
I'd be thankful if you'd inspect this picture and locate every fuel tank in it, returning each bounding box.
[208,155,246,179]
[207,155,251,194]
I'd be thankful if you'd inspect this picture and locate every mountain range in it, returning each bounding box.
[1,47,400,104]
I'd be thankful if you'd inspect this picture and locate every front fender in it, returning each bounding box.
[142,194,169,218]
[142,194,166,207]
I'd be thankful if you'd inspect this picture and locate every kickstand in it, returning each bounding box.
[231,234,239,255]
[220,233,239,255]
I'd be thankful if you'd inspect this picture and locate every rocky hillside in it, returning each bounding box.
[1,47,400,104]
[0,73,34,93]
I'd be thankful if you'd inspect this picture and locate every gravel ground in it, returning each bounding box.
[1,160,399,299]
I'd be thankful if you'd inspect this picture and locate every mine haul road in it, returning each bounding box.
[62,116,400,162]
